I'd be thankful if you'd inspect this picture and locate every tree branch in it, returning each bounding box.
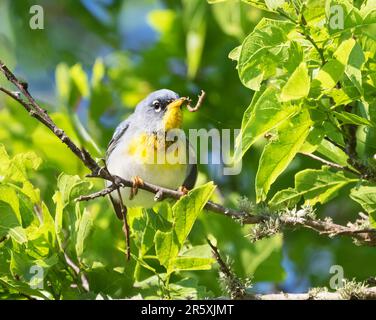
[207,239,247,300]
[251,286,376,300]
[1,60,376,250]
[209,240,376,300]
[279,215,376,246]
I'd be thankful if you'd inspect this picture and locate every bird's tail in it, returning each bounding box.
[109,194,124,220]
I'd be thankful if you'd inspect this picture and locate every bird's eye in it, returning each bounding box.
[152,100,162,112]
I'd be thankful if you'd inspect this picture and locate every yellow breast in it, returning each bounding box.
[125,133,187,168]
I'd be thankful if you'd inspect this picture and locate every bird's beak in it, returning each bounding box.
[163,98,185,130]
[166,98,185,111]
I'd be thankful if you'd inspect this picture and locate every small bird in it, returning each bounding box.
[106,89,197,219]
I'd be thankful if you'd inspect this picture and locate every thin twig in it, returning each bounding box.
[207,239,247,300]
[63,253,90,293]
[75,184,119,201]
[300,15,326,65]
[301,152,360,176]
[102,160,131,261]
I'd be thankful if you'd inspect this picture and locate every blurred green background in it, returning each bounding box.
[0,0,375,297]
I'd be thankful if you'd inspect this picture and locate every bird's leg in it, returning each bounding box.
[129,176,144,200]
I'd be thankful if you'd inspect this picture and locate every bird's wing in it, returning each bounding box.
[182,139,197,190]
[106,118,131,159]
[106,118,131,220]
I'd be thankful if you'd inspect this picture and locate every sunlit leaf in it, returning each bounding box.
[280,62,310,102]
[234,87,300,162]
[237,18,294,90]
[256,109,312,202]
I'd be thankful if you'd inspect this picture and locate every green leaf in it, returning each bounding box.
[183,0,207,79]
[91,58,105,87]
[280,62,310,102]
[207,0,228,3]
[334,38,356,65]
[154,230,180,270]
[0,276,50,300]
[256,109,312,202]
[180,244,212,258]
[334,111,373,126]
[269,188,301,209]
[75,208,94,258]
[154,183,215,272]
[10,250,58,286]
[299,126,325,154]
[171,257,214,271]
[345,41,365,94]
[365,101,376,157]
[316,138,349,167]
[0,202,19,240]
[21,180,40,204]
[0,185,21,224]
[55,63,71,104]
[57,174,92,207]
[285,41,304,74]
[7,152,42,183]
[303,0,326,24]
[38,202,56,249]
[173,182,216,246]
[234,87,300,162]
[241,0,268,10]
[237,18,294,90]
[70,64,90,98]
[295,166,357,206]
[311,39,355,93]
[360,0,376,24]
[52,191,64,250]
[350,184,376,227]
[0,144,10,174]
[326,0,376,34]
[212,0,247,39]
[264,0,285,10]
[270,166,358,208]
[312,60,345,92]
[8,227,27,244]
[228,45,241,61]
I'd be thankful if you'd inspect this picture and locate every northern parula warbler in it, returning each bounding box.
[106,89,197,219]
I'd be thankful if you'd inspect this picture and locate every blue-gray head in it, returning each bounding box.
[133,89,184,132]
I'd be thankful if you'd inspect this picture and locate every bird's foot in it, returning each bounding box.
[178,185,189,195]
[130,176,144,200]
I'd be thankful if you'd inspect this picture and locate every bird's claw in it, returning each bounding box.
[178,186,189,195]
[130,176,144,200]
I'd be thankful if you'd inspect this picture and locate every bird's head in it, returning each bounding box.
[134,89,186,133]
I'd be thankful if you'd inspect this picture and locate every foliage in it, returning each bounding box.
[0,0,376,299]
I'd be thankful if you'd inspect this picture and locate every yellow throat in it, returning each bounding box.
[162,98,184,131]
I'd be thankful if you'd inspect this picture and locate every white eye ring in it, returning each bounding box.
[153,100,162,112]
